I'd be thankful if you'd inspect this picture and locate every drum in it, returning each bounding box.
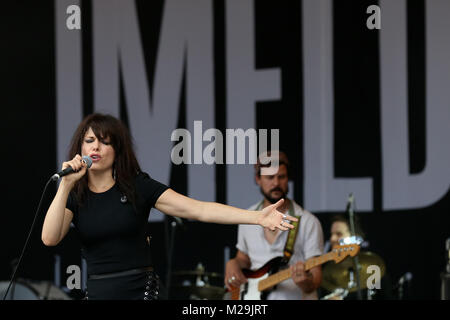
[0,280,39,300]
[170,270,226,300]
[0,279,71,300]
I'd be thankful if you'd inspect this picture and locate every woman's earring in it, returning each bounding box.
[113,168,116,180]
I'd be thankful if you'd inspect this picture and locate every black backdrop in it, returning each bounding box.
[1,0,449,300]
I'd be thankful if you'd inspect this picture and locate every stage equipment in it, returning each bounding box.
[321,251,386,295]
[0,279,71,300]
[170,263,225,300]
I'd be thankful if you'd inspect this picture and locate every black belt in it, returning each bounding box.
[88,266,153,280]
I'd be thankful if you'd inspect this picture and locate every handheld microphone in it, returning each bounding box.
[51,156,93,181]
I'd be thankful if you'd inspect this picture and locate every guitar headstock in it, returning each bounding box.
[330,244,360,263]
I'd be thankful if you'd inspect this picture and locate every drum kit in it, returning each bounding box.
[1,249,386,300]
[167,233,387,301]
[0,278,71,300]
[1,249,386,301]
[169,263,226,300]
[320,237,387,300]
[167,247,387,301]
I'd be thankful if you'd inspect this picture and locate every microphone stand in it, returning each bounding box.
[396,272,412,300]
[347,193,363,300]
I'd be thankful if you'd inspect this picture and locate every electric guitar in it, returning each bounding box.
[229,244,360,300]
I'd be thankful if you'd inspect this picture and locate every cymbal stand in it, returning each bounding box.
[347,193,363,300]
[348,268,356,290]
[367,288,376,300]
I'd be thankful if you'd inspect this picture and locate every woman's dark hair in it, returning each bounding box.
[67,113,141,209]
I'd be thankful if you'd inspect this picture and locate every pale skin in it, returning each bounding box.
[224,164,322,295]
[41,128,298,247]
[330,221,351,249]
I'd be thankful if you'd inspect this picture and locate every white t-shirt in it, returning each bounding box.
[236,199,324,300]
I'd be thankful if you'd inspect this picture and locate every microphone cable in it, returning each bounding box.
[2,176,54,300]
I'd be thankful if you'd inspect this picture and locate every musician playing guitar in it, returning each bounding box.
[225,151,324,300]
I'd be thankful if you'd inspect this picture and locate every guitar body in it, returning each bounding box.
[229,244,360,300]
[231,257,286,300]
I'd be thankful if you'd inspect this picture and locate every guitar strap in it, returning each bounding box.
[282,201,301,264]
[256,199,301,264]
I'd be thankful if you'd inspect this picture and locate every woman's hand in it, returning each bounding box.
[258,199,298,231]
[61,154,88,186]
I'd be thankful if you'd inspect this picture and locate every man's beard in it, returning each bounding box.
[261,187,288,204]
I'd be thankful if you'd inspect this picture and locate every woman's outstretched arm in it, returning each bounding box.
[154,188,297,231]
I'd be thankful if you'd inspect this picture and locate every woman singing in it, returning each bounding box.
[41,113,296,300]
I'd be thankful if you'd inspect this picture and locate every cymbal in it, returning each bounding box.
[321,251,386,292]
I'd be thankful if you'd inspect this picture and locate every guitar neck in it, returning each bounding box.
[258,252,335,292]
